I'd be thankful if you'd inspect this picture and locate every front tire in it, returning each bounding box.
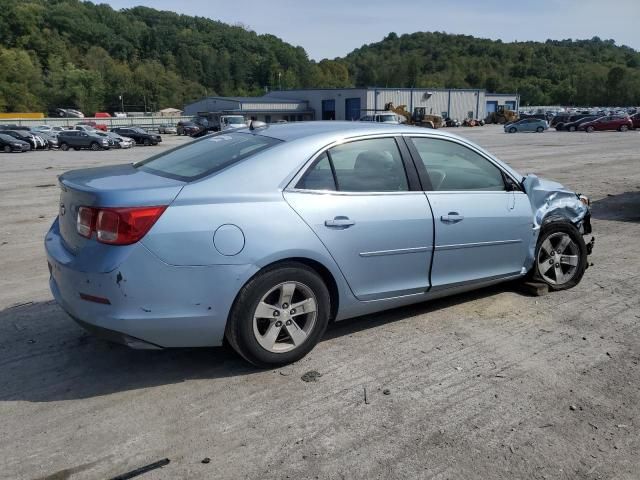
[619,125,629,132]
[508,127,517,133]
[568,126,576,132]
[536,126,544,133]
[143,138,150,146]
[3,145,10,153]
[532,222,587,291]
[60,143,69,151]
[586,126,594,133]
[226,262,331,368]
[90,142,100,151]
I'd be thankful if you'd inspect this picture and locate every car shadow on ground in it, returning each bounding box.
[590,191,640,223]
[0,283,518,403]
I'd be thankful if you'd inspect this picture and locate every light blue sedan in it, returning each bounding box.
[505,118,549,133]
[45,122,593,367]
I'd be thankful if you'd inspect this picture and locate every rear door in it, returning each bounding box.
[284,136,434,301]
[407,136,532,290]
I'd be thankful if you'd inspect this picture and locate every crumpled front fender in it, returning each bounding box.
[522,174,590,270]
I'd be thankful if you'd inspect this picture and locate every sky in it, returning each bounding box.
[104,0,640,60]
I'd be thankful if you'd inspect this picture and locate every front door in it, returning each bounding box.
[285,137,434,301]
[407,136,532,290]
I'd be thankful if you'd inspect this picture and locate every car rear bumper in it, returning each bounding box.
[45,219,257,348]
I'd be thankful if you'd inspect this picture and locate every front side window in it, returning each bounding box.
[410,137,506,191]
[136,132,281,181]
[296,138,408,192]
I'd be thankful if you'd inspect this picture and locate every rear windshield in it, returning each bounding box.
[135,132,282,181]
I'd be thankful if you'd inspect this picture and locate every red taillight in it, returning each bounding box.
[77,207,95,238]
[76,205,166,245]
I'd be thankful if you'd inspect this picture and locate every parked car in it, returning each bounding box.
[111,127,161,145]
[560,116,599,132]
[0,129,45,149]
[176,121,202,136]
[57,130,111,151]
[77,121,107,132]
[0,133,30,152]
[504,118,548,133]
[359,113,402,124]
[99,131,134,149]
[554,114,593,131]
[45,122,593,367]
[158,124,177,134]
[630,112,640,129]
[50,108,84,118]
[36,131,60,149]
[578,115,632,132]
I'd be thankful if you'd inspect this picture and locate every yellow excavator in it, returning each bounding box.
[384,103,443,129]
[485,105,518,124]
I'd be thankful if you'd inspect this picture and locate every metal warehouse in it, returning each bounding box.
[184,88,519,122]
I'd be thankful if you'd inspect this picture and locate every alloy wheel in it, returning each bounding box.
[252,281,317,353]
[537,232,580,286]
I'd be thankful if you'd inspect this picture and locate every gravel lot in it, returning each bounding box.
[1,126,639,480]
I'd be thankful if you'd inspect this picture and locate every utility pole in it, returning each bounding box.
[119,94,125,115]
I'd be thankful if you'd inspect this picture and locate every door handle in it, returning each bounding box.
[324,216,355,228]
[440,212,464,223]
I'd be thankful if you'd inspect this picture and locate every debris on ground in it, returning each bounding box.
[383,389,391,395]
[109,458,170,480]
[364,387,369,405]
[301,370,322,382]
[201,457,211,464]
[570,405,577,411]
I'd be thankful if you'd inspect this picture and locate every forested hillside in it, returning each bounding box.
[345,32,640,106]
[0,0,351,113]
[1,0,639,113]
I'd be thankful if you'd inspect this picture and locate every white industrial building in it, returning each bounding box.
[184,88,519,123]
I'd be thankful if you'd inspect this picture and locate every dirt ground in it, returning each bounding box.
[0,126,638,480]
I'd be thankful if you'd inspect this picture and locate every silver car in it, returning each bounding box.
[505,118,549,133]
[45,122,593,367]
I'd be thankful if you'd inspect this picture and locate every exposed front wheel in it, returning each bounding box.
[508,127,517,133]
[568,126,576,132]
[143,138,150,146]
[226,262,330,367]
[536,126,544,132]
[3,145,11,153]
[586,126,594,133]
[619,125,629,132]
[60,143,69,151]
[533,223,587,291]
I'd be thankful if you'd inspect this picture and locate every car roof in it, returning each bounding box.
[239,121,461,142]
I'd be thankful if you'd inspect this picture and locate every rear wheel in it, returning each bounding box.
[586,126,594,133]
[3,145,11,153]
[536,126,544,133]
[533,222,587,291]
[508,126,517,133]
[568,126,576,132]
[60,142,69,151]
[226,262,330,367]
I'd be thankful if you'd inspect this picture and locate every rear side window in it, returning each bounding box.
[296,138,408,192]
[136,132,281,181]
[410,137,505,191]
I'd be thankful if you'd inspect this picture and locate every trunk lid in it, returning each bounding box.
[58,163,185,253]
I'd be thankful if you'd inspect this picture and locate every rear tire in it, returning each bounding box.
[90,142,100,151]
[586,126,594,133]
[3,145,11,153]
[568,126,576,132]
[536,126,544,133]
[532,222,587,291]
[226,262,330,368]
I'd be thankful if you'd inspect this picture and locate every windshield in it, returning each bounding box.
[135,132,282,181]
[224,116,245,125]
[378,114,397,122]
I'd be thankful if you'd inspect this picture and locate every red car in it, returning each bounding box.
[77,120,108,132]
[630,112,640,130]
[578,115,633,132]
